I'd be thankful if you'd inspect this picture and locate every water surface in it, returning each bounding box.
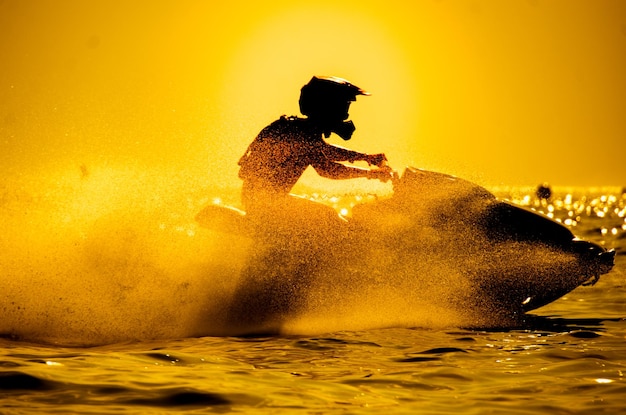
[1,180,624,414]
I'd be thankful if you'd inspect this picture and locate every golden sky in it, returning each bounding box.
[1,0,625,188]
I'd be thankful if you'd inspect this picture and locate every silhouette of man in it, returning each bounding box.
[227,77,394,332]
[238,76,393,219]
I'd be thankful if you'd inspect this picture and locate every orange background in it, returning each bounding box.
[1,0,624,188]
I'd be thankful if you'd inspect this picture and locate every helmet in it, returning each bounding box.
[299,76,370,118]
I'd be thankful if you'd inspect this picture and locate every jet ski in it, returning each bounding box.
[196,167,615,330]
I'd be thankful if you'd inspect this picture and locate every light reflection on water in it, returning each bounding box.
[1,187,625,414]
[497,187,626,241]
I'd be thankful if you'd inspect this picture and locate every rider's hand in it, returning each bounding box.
[365,153,387,168]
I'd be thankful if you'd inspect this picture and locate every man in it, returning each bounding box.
[238,76,393,217]
[228,76,394,332]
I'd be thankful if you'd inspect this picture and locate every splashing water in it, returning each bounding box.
[0,166,235,345]
[0,166,617,345]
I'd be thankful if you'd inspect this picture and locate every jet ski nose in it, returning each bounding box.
[569,239,615,285]
[599,249,616,272]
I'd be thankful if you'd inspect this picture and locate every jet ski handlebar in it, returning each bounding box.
[366,160,397,184]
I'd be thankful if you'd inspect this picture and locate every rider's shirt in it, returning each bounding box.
[238,116,322,195]
[238,116,364,206]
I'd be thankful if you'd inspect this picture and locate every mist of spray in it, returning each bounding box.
[0,164,584,346]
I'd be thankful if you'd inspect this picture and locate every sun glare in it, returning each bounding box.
[1,1,624,187]
[214,3,420,192]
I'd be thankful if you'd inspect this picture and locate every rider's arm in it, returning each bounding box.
[321,143,387,167]
[321,143,365,163]
[309,141,391,181]
[312,159,392,182]
[312,159,368,179]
